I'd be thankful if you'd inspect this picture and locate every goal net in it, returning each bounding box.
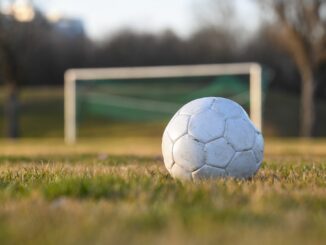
[64,63,264,144]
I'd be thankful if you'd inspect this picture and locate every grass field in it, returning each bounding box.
[0,88,325,244]
[0,138,325,245]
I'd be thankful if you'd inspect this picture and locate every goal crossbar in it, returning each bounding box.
[64,63,263,144]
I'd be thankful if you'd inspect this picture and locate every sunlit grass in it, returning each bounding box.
[0,88,325,244]
[0,140,325,245]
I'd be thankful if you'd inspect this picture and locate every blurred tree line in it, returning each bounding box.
[0,12,314,89]
[257,0,326,137]
[0,1,325,137]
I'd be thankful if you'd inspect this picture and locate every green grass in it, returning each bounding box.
[0,88,325,244]
[0,139,325,245]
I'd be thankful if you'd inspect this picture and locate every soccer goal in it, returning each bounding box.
[64,63,263,144]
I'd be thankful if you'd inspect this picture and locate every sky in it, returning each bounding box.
[43,0,197,39]
[2,0,260,40]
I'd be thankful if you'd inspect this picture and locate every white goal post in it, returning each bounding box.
[64,63,263,144]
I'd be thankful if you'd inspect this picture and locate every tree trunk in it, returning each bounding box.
[300,68,315,137]
[4,82,20,138]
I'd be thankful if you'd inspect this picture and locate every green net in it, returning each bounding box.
[76,74,263,122]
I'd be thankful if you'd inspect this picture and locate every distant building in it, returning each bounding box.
[47,12,85,38]
[1,0,35,22]
[1,1,85,38]
[50,17,85,38]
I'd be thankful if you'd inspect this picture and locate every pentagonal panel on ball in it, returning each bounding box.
[225,118,255,151]
[192,165,226,180]
[173,135,205,172]
[226,151,257,179]
[166,114,190,142]
[171,163,192,181]
[205,138,235,168]
[188,109,225,143]
[179,97,214,115]
[252,133,264,165]
[211,98,243,118]
[162,131,174,170]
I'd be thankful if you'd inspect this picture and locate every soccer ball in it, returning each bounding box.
[162,97,264,181]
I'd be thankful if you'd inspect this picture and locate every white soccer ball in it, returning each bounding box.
[162,97,264,181]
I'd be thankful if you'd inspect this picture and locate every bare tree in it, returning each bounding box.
[260,0,326,137]
[0,12,20,138]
